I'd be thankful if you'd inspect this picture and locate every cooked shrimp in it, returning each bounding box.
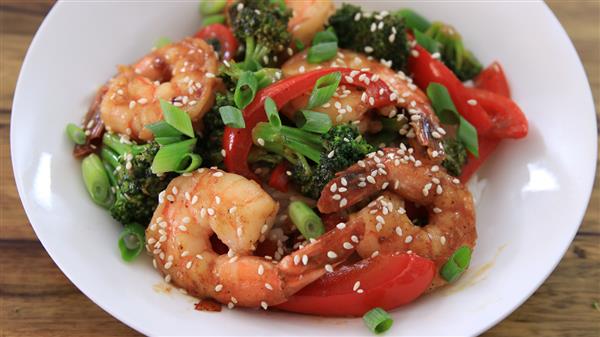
[317,147,476,289]
[286,0,335,48]
[282,49,446,160]
[100,37,219,140]
[146,168,359,308]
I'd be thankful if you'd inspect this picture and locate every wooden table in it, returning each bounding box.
[1,1,598,336]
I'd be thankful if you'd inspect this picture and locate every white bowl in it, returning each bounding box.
[11,1,597,336]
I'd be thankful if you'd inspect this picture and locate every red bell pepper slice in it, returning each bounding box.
[459,136,500,182]
[194,23,238,61]
[276,253,435,317]
[408,44,494,135]
[474,62,511,98]
[223,68,394,178]
[268,162,290,192]
[466,88,528,139]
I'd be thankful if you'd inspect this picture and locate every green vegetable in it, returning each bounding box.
[294,38,305,51]
[414,29,441,54]
[202,14,226,26]
[102,133,174,226]
[234,71,258,109]
[200,0,226,15]
[441,138,467,177]
[264,97,282,128]
[151,139,198,174]
[81,153,113,208]
[426,83,478,157]
[288,201,325,239]
[395,8,431,32]
[306,72,342,109]
[363,308,393,334]
[145,120,183,138]
[593,301,600,311]
[229,0,291,68]
[307,29,338,64]
[328,4,410,71]
[425,22,483,81]
[159,99,195,138]
[253,122,322,163]
[295,110,332,134]
[118,223,146,262]
[219,105,246,128]
[440,246,472,282]
[66,123,86,145]
[154,36,172,49]
[197,92,234,168]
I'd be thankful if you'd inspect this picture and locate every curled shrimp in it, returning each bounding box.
[317,147,476,289]
[286,0,335,48]
[282,49,446,161]
[100,37,219,140]
[146,168,358,308]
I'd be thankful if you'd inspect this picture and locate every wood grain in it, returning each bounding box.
[0,1,598,336]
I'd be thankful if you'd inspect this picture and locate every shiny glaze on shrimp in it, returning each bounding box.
[146,168,359,308]
[101,37,218,140]
[282,49,446,160]
[317,147,476,289]
[286,0,335,48]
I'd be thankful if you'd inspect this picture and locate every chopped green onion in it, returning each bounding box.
[288,201,324,239]
[252,123,322,163]
[154,136,185,145]
[426,83,479,157]
[219,106,246,128]
[202,14,225,26]
[81,153,113,208]
[175,153,203,173]
[308,42,338,64]
[363,308,394,334]
[264,97,281,129]
[234,71,258,109]
[414,29,441,54]
[306,72,342,109]
[199,0,226,15]
[146,120,183,138]
[256,68,282,89]
[395,8,431,32]
[118,223,146,262]
[294,38,305,51]
[154,36,172,49]
[295,110,332,134]
[269,0,287,10]
[151,139,197,174]
[440,246,472,282]
[66,123,86,145]
[159,99,195,138]
[103,161,117,186]
[312,28,338,45]
[100,147,120,169]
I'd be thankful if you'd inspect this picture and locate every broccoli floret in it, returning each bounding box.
[425,22,482,81]
[196,92,234,168]
[102,134,174,226]
[328,4,410,71]
[441,138,467,177]
[254,123,373,199]
[228,0,291,69]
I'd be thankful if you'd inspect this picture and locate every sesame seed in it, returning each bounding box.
[368,97,375,106]
[215,284,223,292]
[453,178,461,184]
[229,206,237,214]
[436,185,443,194]
[367,176,376,184]
[325,264,334,272]
[257,138,265,146]
[432,177,441,184]
[351,235,359,243]
[339,187,347,192]
[339,198,348,207]
[411,49,420,57]
[433,207,442,214]
[336,222,346,230]
[371,251,379,258]
[298,65,305,73]
[332,194,341,201]
[395,226,403,236]
[178,225,187,231]
[440,236,447,245]
[431,165,440,172]
[215,196,221,204]
[405,235,413,243]
[207,208,215,216]
[357,289,364,294]
[467,99,478,106]
[265,283,273,290]
[164,261,173,269]
[375,223,383,232]
[206,72,215,78]
[327,251,338,259]
[302,254,309,265]
[186,261,193,269]
[376,215,385,224]
[261,301,268,310]
[128,101,136,109]
[196,254,204,260]
[343,242,353,250]
[341,177,348,186]
[293,255,300,265]
[364,46,374,53]
[164,274,171,283]
[327,150,335,158]
[330,183,338,193]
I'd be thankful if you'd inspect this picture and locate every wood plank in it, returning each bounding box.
[0,240,141,337]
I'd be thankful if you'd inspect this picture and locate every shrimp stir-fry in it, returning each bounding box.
[146,168,359,308]
[282,49,446,161]
[101,37,218,140]
[317,147,476,289]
